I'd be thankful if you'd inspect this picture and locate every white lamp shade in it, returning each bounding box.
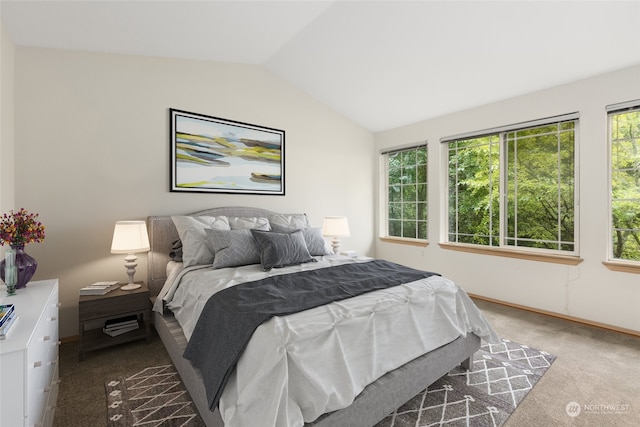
[322,216,351,237]
[111,221,150,254]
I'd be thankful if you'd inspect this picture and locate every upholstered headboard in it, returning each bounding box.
[146,206,309,297]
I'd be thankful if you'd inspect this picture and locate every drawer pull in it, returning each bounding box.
[47,360,57,366]
[55,303,61,307]
[43,335,51,341]
[34,361,42,368]
[50,316,57,321]
[43,387,50,393]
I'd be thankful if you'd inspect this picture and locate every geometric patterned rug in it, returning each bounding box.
[105,339,554,427]
[106,365,205,426]
[374,339,556,427]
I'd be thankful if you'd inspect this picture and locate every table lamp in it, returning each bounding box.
[322,216,350,255]
[110,220,150,290]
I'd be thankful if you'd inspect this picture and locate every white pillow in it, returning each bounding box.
[269,213,311,230]
[228,216,271,231]
[171,215,230,267]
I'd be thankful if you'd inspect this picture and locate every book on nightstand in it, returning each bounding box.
[103,323,140,337]
[103,314,140,337]
[80,281,120,296]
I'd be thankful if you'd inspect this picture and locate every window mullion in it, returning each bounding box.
[556,123,562,251]
[499,133,506,249]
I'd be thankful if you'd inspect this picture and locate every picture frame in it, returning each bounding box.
[170,108,285,195]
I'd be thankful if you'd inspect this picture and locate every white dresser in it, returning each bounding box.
[0,279,60,427]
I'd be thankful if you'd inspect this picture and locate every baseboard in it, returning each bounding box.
[468,293,640,338]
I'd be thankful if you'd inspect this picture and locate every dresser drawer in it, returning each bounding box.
[26,290,59,418]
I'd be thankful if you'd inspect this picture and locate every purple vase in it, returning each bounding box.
[1,244,38,289]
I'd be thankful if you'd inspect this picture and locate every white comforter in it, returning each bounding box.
[154,256,500,427]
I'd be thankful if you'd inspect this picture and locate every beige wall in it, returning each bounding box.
[376,65,640,333]
[0,21,15,212]
[14,47,375,338]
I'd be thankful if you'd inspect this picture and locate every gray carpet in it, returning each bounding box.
[105,339,554,427]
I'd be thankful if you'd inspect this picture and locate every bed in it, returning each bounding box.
[147,206,499,427]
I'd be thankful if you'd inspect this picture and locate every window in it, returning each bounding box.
[446,114,578,255]
[383,144,428,240]
[609,102,640,262]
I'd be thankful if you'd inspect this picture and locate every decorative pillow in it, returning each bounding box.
[269,213,311,230]
[171,215,230,267]
[169,239,183,262]
[269,225,330,256]
[228,216,271,231]
[206,229,261,269]
[300,228,331,256]
[251,229,316,271]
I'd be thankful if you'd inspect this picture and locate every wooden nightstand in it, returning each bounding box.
[78,281,151,361]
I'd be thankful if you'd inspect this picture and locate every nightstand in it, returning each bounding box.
[78,281,151,361]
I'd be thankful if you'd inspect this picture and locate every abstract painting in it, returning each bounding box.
[170,109,285,195]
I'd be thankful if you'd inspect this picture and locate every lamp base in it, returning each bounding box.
[120,283,141,291]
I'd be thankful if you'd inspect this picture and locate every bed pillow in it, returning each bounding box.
[269,213,311,230]
[206,229,261,269]
[251,229,316,271]
[169,239,183,262]
[269,225,330,256]
[228,216,271,231]
[171,215,230,267]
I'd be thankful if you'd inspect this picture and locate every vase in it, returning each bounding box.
[1,244,38,289]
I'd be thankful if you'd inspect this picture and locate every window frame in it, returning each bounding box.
[380,142,429,244]
[606,100,640,269]
[443,114,580,258]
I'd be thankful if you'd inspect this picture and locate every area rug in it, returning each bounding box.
[375,338,556,427]
[106,364,205,426]
[106,339,554,427]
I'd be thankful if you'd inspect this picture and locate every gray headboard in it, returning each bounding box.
[146,206,308,296]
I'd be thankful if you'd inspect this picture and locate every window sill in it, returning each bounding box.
[439,243,583,265]
[379,237,429,247]
[602,261,640,274]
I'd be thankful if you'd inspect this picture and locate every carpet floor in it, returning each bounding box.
[105,339,554,427]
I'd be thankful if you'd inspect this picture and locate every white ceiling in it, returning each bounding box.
[2,0,639,132]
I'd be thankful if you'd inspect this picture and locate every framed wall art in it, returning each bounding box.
[170,109,285,195]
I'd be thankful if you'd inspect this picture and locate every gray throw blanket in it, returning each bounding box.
[183,259,440,410]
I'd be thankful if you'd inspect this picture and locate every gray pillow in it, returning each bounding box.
[169,239,183,262]
[251,229,316,271]
[269,225,330,256]
[171,215,230,267]
[207,229,261,269]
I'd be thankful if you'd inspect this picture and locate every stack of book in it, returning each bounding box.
[80,281,120,296]
[103,315,139,337]
[0,304,17,339]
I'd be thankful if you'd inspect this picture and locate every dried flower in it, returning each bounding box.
[0,208,46,246]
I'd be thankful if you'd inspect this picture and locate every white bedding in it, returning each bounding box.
[155,256,500,427]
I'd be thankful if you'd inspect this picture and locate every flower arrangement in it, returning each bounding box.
[0,208,46,247]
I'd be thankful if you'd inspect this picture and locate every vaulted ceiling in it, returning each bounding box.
[2,1,639,132]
